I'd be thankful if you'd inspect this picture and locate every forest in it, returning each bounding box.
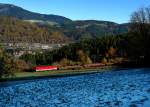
[20,6,150,67]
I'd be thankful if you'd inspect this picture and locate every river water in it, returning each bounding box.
[0,68,150,107]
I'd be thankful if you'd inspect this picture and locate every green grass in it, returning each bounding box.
[0,66,115,81]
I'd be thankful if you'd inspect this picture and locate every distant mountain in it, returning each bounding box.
[0,3,129,42]
[38,20,129,41]
[58,20,129,40]
[0,17,71,43]
[0,3,72,24]
[74,20,129,34]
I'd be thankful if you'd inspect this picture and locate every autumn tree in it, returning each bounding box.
[77,50,92,65]
[0,47,15,78]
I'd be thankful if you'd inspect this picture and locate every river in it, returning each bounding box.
[0,68,150,107]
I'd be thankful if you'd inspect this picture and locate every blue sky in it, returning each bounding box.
[0,0,150,23]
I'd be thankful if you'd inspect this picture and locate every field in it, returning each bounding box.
[0,66,114,81]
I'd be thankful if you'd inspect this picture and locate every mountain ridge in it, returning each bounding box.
[0,3,129,41]
[0,3,128,25]
[0,3,72,24]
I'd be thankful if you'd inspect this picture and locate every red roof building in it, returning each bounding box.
[34,66,58,71]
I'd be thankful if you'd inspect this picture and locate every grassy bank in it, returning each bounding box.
[0,66,115,82]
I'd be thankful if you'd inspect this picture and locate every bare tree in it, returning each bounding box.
[129,6,150,61]
[130,6,150,36]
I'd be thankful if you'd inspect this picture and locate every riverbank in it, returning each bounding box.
[0,66,116,82]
